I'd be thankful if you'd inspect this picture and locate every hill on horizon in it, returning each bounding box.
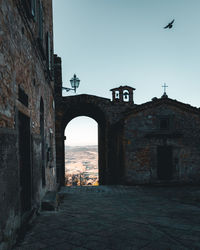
[65,145,98,152]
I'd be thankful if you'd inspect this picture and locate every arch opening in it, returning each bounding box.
[64,116,99,186]
[56,98,107,186]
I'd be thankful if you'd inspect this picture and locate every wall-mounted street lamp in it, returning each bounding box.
[62,74,80,93]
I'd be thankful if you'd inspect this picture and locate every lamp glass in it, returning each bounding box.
[70,79,75,88]
[76,79,80,88]
[70,74,80,89]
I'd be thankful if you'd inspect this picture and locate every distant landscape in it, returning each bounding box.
[65,145,98,186]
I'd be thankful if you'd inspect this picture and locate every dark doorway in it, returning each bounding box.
[40,98,45,186]
[157,146,173,180]
[18,112,32,214]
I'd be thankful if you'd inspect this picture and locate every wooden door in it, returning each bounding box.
[19,112,32,213]
[157,146,173,180]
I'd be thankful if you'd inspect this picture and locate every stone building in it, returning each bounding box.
[0,0,57,249]
[123,93,200,185]
[56,82,200,187]
[1,1,200,248]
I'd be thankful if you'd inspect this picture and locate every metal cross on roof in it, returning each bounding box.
[162,83,168,94]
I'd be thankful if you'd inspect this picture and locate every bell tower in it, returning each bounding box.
[110,85,136,104]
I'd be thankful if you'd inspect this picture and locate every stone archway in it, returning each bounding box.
[55,95,108,186]
[54,56,136,186]
[55,94,132,186]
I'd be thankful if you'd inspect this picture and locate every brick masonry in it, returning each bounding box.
[0,1,57,249]
[1,1,200,249]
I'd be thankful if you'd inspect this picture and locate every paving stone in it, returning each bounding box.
[14,186,200,250]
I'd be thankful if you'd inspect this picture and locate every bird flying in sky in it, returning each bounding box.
[164,19,175,29]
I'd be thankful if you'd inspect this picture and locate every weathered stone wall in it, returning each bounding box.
[55,77,200,187]
[0,0,56,249]
[123,101,200,184]
[0,129,20,250]
[54,91,136,186]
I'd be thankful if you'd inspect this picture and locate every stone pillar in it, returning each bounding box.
[54,54,62,99]
[119,89,123,102]
[55,132,65,186]
[106,124,119,184]
[98,125,107,185]
[129,91,134,104]
[54,54,65,186]
[106,121,125,185]
[112,91,115,102]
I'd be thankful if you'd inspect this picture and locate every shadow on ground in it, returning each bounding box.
[14,185,200,250]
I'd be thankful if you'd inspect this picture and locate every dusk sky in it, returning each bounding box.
[53,0,200,146]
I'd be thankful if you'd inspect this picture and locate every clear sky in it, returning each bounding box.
[64,116,98,146]
[53,0,200,146]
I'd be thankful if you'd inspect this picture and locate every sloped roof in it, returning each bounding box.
[125,96,200,116]
[110,85,136,91]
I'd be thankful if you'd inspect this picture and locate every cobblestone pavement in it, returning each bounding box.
[15,185,200,250]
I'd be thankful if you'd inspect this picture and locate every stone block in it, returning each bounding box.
[41,191,58,211]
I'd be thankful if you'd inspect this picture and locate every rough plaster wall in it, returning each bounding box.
[123,104,200,184]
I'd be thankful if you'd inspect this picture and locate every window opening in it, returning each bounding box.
[18,86,29,107]
[123,90,129,102]
[160,118,169,130]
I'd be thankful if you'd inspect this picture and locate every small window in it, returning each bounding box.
[115,91,119,99]
[123,90,129,102]
[160,118,169,130]
[46,32,51,71]
[31,0,36,18]
[37,0,45,58]
[18,86,29,107]
[38,0,43,42]
[22,0,35,19]
[22,0,31,17]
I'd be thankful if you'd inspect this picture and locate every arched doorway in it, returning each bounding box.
[64,116,98,186]
[55,94,126,186]
[55,100,107,186]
